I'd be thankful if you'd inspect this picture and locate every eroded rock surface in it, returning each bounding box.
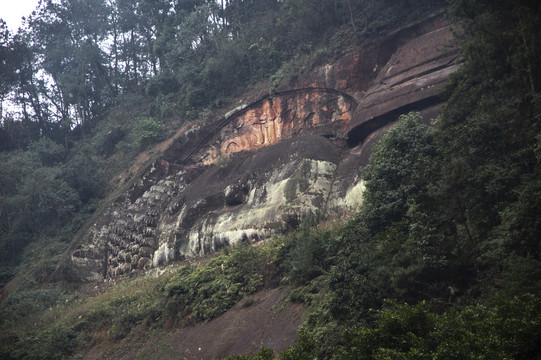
[60,14,460,282]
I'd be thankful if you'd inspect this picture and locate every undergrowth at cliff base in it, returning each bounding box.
[0,239,284,359]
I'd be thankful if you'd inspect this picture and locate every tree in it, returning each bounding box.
[0,21,20,119]
[438,0,541,289]
[361,112,440,234]
[26,0,113,129]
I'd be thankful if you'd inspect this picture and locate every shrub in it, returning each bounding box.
[224,347,275,360]
[280,331,320,360]
[0,289,68,322]
[130,117,166,150]
[16,325,77,360]
[163,241,282,323]
[283,226,332,285]
[334,295,541,360]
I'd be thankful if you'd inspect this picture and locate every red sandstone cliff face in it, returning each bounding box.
[57,14,460,282]
[184,88,357,167]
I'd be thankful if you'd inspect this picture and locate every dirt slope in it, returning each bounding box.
[94,286,303,360]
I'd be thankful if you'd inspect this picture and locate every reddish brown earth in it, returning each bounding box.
[166,287,303,360]
[90,287,303,360]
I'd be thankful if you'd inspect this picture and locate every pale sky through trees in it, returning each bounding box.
[0,0,40,31]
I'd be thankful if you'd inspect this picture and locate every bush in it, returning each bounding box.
[163,242,282,323]
[130,117,166,150]
[15,325,77,360]
[280,330,320,360]
[0,289,68,322]
[334,295,541,360]
[224,347,275,360]
[283,226,332,285]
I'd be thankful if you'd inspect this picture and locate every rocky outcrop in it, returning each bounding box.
[58,14,460,282]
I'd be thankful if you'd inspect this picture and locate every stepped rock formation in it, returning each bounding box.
[59,14,460,282]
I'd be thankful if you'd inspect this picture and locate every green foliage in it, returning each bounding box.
[325,113,450,325]
[75,289,163,342]
[326,220,381,322]
[129,117,166,150]
[16,325,78,360]
[64,142,106,202]
[335,295,541,360]
[280,2,541,358]
[0,21,20,100]
[163,241,281,323]
[0,322,78,360]
[283,295,541,359]
[19,166,81,230]
[224,347,275,360]
[0,289,69,323]
[361,112,440,233]
[280,330,321,360]
[283,224,333,286]
[434,0,541,294]
[0,135,106,290]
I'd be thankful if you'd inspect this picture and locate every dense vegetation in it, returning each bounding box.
[277,0,541,357]
[1,0,540,359]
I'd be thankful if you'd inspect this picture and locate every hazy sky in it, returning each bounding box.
[1,0,40,32]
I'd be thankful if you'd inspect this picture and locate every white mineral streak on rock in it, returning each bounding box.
[344,180,366,209]
[225,104,247,119]
[152,242,175,267]
[328,180,366,213]
[174,159,339,260]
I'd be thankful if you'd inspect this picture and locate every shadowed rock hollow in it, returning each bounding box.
[58,13,460,283]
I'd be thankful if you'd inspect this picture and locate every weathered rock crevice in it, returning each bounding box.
[58,15,460,282]
[346,94,444,147]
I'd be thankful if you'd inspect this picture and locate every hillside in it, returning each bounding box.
[57,12,459,284]
[1,0,541,359]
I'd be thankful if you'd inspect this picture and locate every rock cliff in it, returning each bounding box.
[58,14,460,282]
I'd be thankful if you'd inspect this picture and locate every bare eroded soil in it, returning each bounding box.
[90,286,304,360]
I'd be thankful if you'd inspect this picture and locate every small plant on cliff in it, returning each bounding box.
[130,117,166,151]
[162,240,282,323]
[330,128,348,141]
